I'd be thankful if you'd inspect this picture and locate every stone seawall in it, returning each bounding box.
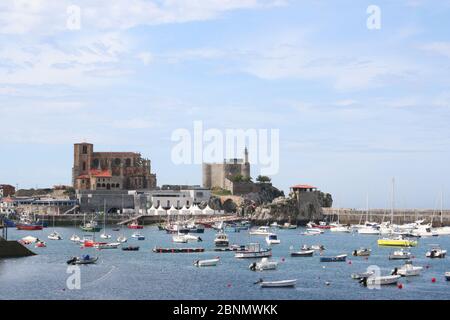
[0,237,36,258]
[323,208,450,226]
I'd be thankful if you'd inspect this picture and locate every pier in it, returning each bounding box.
[323,208,450,226]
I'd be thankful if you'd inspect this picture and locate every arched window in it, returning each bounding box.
[82,145,87,154]
[126,159,132,167]
[97,183,101,188]
[114,158,121,166]
[82,161,86,171]
[92,159,99,168]
[116,184,120,188]
[102,183,106,188]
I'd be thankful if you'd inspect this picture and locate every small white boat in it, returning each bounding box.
[291,249,314,257]
[265,233,281,245]
[100,233,112,239]
[172,235,188,243]
[257,279,297,288]
[358,227,380,235]
[426,246,447,258]
[249,258,278,271]
[394,260,423,277]
[301,229,323,236]
[194,258,220,267]
[389,249,412,260]
[117,235,128,243]
[445,272,450,281]
[70,234,81,242]
[184,233,202,242]
[330,225,351,233]
[94,242,120,249]
[48,232,63,240]
[270,222,279,228]
[351,271,375,280]
[362,275,401,286]
[131,232,145,240]
[249,226,272,236]
[214,233,229,247]
[435,227,450,236]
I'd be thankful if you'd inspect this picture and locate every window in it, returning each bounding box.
[187,201,190,206]
[82,162,86,171]
[82,145,87,154]
[167,200,170,207]
[126,159,132,167]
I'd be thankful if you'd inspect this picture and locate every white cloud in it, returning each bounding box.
[137,52,153,65]
[420,42,450,58]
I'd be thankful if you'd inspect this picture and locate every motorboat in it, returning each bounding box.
[100,233,112,239]
[122,246,140,251]
[94,242,120,250]
[19,236,38,245]
[351,271,375,280]
[361,275,401,287]
[310,244,325,251]
[117,235,128,243]
[249,258,278,271]
[301,229,323,236]
[70,234,81,242]
[131,232,145,241]
[307,221,333,229]
[256,279,297,288]
[265,233,281,245]
[249,226,272,236]
[426,246,447,258]
[279,222,297,230]
[320,254,347,262]
[184,233,202,241]
[389,249,412,260]
[393,260,423,277]
[173,234,188,243]
[235,243,272,259]
[214,233,230,247]
[270,222,279,228]
[67,255,98,265]
[128,221,144,229]
[291,249,314,257]
[330,225,351,233]
[80,220,101,232]
[48,231,63,240]
[357,227,380,235]
[378,236,417,247]
[445,272,450,281]
[353,248,371,257]
[435,227,450,236]
[194,258,220,267]
[410,225,438,237]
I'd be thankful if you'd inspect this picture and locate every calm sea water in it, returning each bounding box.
[1,226,449,300]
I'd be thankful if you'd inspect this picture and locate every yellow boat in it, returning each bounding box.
[378,238,417,247]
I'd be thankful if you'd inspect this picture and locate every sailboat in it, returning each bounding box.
[48,210,63,240]
[435,191,450,235]
[117,198,127,243]
[70,214,81,242]
[100,200,112,239]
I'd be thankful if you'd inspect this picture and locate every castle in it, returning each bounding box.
[72,143,157,191]
[202,148,251,191]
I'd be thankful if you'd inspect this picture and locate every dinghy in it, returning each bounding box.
[291,249,314,257]
[351,271,375,280]
[256,279,297,288]
[394,260,423,277]
[70,234,81,242]
[131,232,145,241]
[67,255,98,265]
[249,226,272,236]
[94,242,120,249]
[320,254,347,262]
[301,229,323,236]
[389,249,412,260]
[194,258,220,267]
[35,241,47,248]
[117,235,128,243]
[235,243,272,259]
[445,272,450,281]
[249,258,278,271]
[122,246,140,251]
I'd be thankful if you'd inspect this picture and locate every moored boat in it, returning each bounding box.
[48,231,63,240]
[265,233,281,245]
[94,242,120,249]
[256,279,297,288]
[214,233,229,247]
[378,236,417,247]
[353,248,371,257]
[131,232,145,241]
[361,275,401,286]
[153,247,205,253]
[249,226,272,236]
[389,249,412,260]
[235,243,272,259]
[445,272,450,281]
[393,260,423,277]
[249,258,278,271]
[301,229,323,236]
[194,258,220,267]
[122,246,140,251]
[320,254,347,262]
[426,245,447,258]
[291,249,314,257]
[67,255,98,265]
[80,220,101,232]
[127,221,144,229]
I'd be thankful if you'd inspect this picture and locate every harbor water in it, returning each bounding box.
[0,226,449,300]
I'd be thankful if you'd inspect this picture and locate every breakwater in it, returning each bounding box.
[323,208,450,226]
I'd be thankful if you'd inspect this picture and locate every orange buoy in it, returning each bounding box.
[398,283,403,289]
[432,278,436,283]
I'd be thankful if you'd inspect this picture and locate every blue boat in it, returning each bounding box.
[2,218,16,228]
[320,254,347,262]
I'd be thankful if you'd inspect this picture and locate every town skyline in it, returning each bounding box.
[1,1,450,209]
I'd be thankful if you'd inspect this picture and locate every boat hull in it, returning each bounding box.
[260,280,297,288]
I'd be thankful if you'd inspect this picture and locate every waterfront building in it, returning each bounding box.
[0,184,15,198]
[72,142,157,191]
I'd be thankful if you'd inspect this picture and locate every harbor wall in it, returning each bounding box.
[0,237,36,258]
[323,208,450,226]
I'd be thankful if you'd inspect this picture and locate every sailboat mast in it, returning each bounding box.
[391,177,395,224]
[441,191,444,225]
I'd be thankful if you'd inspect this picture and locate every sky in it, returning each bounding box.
[1,0,450,209]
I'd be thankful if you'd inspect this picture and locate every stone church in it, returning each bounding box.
[72,142,157,191]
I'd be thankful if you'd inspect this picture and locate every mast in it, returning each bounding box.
[366,194,369,223]
[391,177,395,224]
[441,191,444,225]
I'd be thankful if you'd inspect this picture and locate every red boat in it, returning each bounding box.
[16,224,43,231]
[127,221,144,229]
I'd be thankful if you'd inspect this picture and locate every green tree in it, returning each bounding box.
[256,175,271,183]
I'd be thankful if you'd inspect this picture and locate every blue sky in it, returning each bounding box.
[1,0,450,209]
